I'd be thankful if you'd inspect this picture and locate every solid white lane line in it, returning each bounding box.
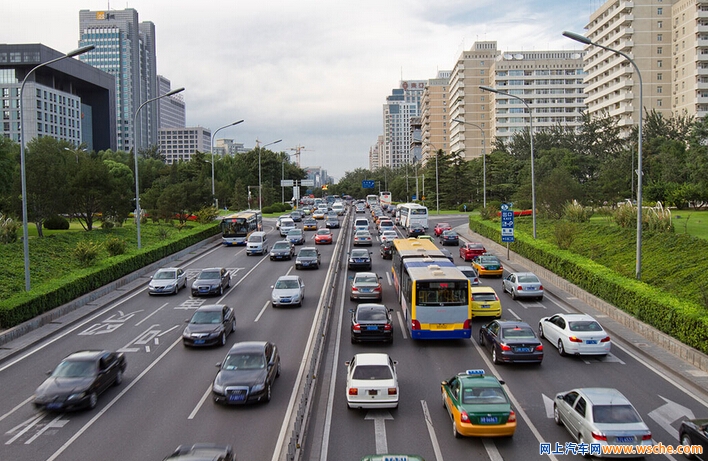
[0,396,34,424]
[135,302,168,326]
[420,400,444,461]
[396,311,408,340]
[188,385,213,420]
[254,300,270,323]
[5,413,44,445]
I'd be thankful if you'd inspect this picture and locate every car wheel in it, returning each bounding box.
[230,319,236,334]
[88,392,98,410]
[478,331,485,346]
[558,339,566,356]
[681,433,696,459]
[114,369,123,386]
[265,383,272,402]
[276,362,281,378]
[172,285,178,295]
[219,332,226,347]
[511,289,517,300]
[219,285,223,296]
[553,404,562,425]
[538,324,545,339]
[492,348,501,364]
[453,420,461,439]
[578,435,590,458]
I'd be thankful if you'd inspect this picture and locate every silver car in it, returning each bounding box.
[270,275,305,308]
[502,271,544,301]
[148,267,187,295]
[554,388,653,456]
[349,272,383,301]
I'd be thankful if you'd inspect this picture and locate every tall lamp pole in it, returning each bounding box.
[426,142,440,215]
[18,44,94,291]
[257,139,283,211]
[452,118,486,208]
[563,30,644,279]
[210,119,244,208]
[133,87,185,249]
[480,85,536,239]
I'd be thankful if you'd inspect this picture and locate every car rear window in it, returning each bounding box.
[462,386,508,404]
[518,275,539,283]
[502,327,535,339]
[569,321,603,332]
[472,293,497,301]
[592,405,642,423]
[352,365,392,380]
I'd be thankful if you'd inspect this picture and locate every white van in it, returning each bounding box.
[332,202,345,216]
[279,218,296,237]
[354,218,369,232]
[246,231,268,255]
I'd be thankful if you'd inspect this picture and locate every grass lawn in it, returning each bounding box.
[672,209,708,240]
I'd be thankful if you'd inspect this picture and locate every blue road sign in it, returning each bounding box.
[501,207,515,242]
[411,195,417,200]
[362,180,375,189]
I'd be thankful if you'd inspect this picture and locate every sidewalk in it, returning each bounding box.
[454,222,708,396]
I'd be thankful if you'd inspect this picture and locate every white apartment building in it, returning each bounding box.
[420,71,451,164]
[382,80,426,169]
[158,126,211,164]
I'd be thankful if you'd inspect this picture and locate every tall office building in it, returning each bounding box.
[382,80,426,169]
[78,8,158,153]
[420,71,451,164]
[158,126,211,164]
[369,135,383,171]
[158,75,185,129]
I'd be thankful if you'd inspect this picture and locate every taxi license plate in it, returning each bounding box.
[586,340,598,344]
[480,416,498,424]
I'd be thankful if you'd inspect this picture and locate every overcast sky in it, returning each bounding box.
[3,0,603,179]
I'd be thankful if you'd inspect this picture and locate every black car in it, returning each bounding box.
[350,303,394,344]
[163,444,234,461]
[440,230,460,246]
[325,217,340,228]
[407,223,426,237]
[380,240,393,259]
[269,240,295,261]
[290,210,303,222]
[295,247,321,270]
[478,320,544,364]
[191,267,231,296]
[33,350,126,411]
[348,249,373,271]
[182,304,236,347]
[212,341,281,404]
[679,418,708,460]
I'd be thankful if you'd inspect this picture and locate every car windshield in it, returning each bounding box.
[299,250,317,257]
[52,360,96,378]
[275,279,299,289]
[273,243,290,250]
[592,405,642,424]
[351,250,369,258]
[317,230,330,235]
[569,321,603,332]
[518,275,539,283]
[356,308,387,321]
[154,270,176,280]
[190,311,222,324]
[461,386,508,404]
[352,365,392,380]
[502,327,536,339]
[223,353,266,370]
[198,271,220,280]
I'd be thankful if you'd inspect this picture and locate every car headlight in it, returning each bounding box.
[67,392,86,401]
[212,381,224,394]
[251,383,265,393]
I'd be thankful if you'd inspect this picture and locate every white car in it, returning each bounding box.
[148,267,187,295]
[345,353,398,409]
[270,275,305,307]
[380,230,398,243]
[279,218,296,237]
[539,313,611,356]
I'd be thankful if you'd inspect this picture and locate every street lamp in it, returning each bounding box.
[210,120,244,208]
[563,30,644,280]
[426,142,440,215]
[281,152,297,203]
[18,44,94,291]
[257,139,283,211]
[452,118,486,208]
[480,85,536,239]
[133,86,185,249]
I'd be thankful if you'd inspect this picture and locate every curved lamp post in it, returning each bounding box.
[480,85,536,239]
[210,119,244,208]
[133,87,185,249]
[451,118,486,208]
[563,30,644,280]
[18,44,95,291]
[257,139,283,211]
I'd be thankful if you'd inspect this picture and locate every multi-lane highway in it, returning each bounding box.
[0,208,707,461]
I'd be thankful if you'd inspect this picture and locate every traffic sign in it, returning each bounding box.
[362,180,375,189]
[411,195,417,200]
[280,179,294,187]
[501,206,515,243]
[301,180,315,187]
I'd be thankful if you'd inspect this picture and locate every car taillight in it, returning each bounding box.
[352,324,361,331]
[473,278,479,284]
[500,344,511,351]
[352,287,358,292]
[568,336,583,343]
[517,285,523,291]
[494,294,500,301]
[463,319,471,329]
[601,336,611,342]
[373,286,381,292]
[411,320,421,330]
[348,388,358,396]
[460,410,470,423]
[641,433,652,440]
[591,431,607,441]
[384,324,392,331]
[388,388,397,395]
[508,410,516,422]
[535,344,544,351]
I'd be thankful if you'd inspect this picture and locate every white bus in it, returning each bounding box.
[379,191,392,208]
[366,194,378,208]
[397,203,428,230]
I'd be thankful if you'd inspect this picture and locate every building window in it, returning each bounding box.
[657,7,663,15]
[657,34,663,42]
[657,20,663,28]
[657,47,663,55]
[657,99,662,107]
[657,60,663,68]
[657,73,662,81]
[657,86,662,94]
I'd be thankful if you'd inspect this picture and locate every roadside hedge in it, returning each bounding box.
[469,216,708,354]
[0,223,220,328]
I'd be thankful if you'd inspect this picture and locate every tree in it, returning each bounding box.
[67,155,112,231]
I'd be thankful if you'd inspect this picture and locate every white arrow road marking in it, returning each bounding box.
[543,393,556,419]
[582,353,625,365]
[648,396,696,440]
[25,414,69,444]
[6,414,44,445]
[364,410,394,455]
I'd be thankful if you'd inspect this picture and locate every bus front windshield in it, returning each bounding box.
[416,281,467,306]
[223,218,248,236]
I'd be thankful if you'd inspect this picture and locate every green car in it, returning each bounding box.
[441,369,517,438]
[359,456,425,461]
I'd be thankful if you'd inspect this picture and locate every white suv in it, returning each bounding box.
[279,218,296,237]
[246,231,268,255]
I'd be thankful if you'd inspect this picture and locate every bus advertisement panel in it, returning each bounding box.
[398,258,472,339]
[220,210,263,246]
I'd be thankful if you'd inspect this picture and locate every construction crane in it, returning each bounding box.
[288,144,312,167]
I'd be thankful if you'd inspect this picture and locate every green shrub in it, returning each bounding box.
[458,203,473,212]
[645,202,673,233]
[74,241,102,267]
[479,204,499,221]
[104,237,127,257]
[563,200,593,223]
[0,214,19,244]
[554,221,577,250]
[101,220,115,229]
[195,206,219,224]
[158,227,171,240]
[44,215,70,230]
[262,206,274,214]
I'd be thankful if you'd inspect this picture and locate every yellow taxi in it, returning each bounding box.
[470,286,502,318]
[470,254,504,277]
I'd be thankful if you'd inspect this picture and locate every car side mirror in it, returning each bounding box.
[185,319,189,323]
[270,285,274,289]
[46,370,52,376]
[344,361,350,367]
[441,381,448,386]
[216,362,221,368]
[499,380,506,385]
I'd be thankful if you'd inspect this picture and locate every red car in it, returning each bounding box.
[314,228,333,245]
[434,222,452,237]
[459,242,486,261]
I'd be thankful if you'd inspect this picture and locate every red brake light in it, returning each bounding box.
[384,324,392,331]
[388,388,397,395]
[536,344,544,351]
[463,319,471,329]
[348,388,358,396]
[569,336,583,343]
[494,294,500,301]
[517,286,523,291]
[641,433,652,440]
[539,285,544,290]
[601,336,611,342]
[460,410,470,422]
[352,324,361,331]
[508,410,516,422]
[591,431,607,441]
[373,286,381,292]
[352,287,358,291]
[500,344,511,351]
[411,319,421,330]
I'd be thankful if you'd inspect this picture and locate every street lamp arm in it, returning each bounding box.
[211,119,245,207]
